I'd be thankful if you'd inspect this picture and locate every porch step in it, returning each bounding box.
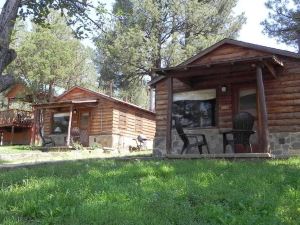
[166,153,273,159]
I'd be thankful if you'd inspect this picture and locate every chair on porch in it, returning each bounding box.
[222,112,255,153]
[38,127,55,147]
[174,117,210,154]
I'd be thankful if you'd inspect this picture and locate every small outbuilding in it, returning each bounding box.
[150,39,300,156]
[33,86,156,150]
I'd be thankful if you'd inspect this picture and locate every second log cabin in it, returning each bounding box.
[33,86,156,150]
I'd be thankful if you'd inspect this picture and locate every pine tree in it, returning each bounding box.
[95,0,245,106]
[262,0,300,52]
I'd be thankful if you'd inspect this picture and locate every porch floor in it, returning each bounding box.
[166,153,274,159]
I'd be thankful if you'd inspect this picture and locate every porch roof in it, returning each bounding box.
[33,100,99,109]
[150,55,284,87]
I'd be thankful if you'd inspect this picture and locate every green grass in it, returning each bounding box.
[0,158,300,225]
[0,146,32,154]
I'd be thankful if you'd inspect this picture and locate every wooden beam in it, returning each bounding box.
[0,131,3,146]
[263,62,277,79]
[170,63,254,78]
[10,126,14,145]
[177,78,193,87]
[66,105,73,147]
[30,109,37,146]
[256,65,270,153]
[166,77,173,154]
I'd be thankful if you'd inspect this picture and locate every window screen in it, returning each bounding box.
[52,112,69,134]
[172,89,216,128]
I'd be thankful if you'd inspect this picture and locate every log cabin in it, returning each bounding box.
[0,84,33,145]
[150,39,300,157]
[33,86,156,150]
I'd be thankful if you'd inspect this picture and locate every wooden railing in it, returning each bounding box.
[0,109,33,127]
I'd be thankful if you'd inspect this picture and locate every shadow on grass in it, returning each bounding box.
[0,158,300,224]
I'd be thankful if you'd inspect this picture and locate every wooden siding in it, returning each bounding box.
[89,98,114,135]
[5,84,27,98]
[265,57,300,132]
[191,44,269,65]
[112,102,156,139]
[44,109,54,135]
[58,88,98,101]
[155,79,168,136]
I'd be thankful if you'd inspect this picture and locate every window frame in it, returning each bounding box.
[172,89,217,129]
[233,84,258,119]
[51,112,70,134]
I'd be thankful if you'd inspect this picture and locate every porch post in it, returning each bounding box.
[10,126,14,145]
[30,108,37,146]
[66,105,73,147]
[256,65,270,153]
[166,77,173,154]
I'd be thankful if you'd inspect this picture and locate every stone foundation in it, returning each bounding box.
[90,134,153,152]
[269,132,300,155]
[153,130,300,156]
[49,134,67,146]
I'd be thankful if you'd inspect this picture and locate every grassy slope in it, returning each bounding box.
[0,158,300,225]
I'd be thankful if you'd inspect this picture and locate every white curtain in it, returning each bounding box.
[173,89,216,101]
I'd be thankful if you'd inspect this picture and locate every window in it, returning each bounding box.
[52,112,70,134]
[239,88,257,117]
[172,89,216,128]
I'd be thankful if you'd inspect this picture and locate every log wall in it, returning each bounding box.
[265,57,300,132]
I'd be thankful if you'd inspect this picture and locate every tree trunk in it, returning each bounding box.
[0,0,21,91]
[297,31,300,54]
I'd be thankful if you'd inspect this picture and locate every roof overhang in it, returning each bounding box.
[33,100,99,109]
[150,55,284,87]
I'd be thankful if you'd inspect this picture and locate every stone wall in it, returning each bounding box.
[90,134,153,152]
[269,132,300,155]
[153,130,300,156]
[49,134,67,146]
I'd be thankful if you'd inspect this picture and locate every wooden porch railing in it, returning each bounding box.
[0,109,33,127]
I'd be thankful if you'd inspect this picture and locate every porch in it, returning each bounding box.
[33,100,98,147]
[155,55,284,155]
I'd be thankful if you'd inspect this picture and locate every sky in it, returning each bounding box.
[0,0,296,52]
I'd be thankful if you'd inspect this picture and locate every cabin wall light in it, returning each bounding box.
[221,85,227,93]
[73,109,78,114]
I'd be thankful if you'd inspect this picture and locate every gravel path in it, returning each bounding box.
[0,149,152,169]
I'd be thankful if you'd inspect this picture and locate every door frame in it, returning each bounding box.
[77,109,91,146]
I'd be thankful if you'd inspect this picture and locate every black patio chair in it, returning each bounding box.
[174,117,209,154]
[38,127,55,148]
[221,112,255,153]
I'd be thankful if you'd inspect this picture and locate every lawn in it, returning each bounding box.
[0,158,300,225]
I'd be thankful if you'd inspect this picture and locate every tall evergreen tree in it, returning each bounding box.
[262,0,300,52]
[95,0,245,106]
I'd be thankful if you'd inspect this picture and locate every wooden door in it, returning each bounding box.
[79,111,90,146]
[233,85,260,152]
